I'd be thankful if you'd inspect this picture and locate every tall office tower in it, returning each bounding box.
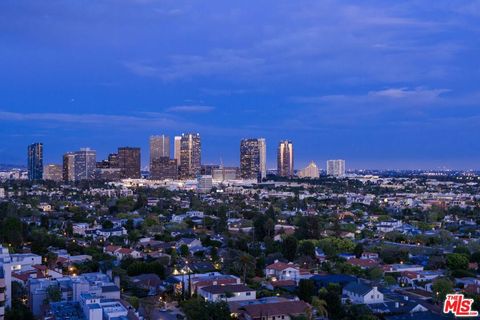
[298,161,319,178]
[150,135,170,168]
[43,164,63,181]
[96,153,119,169]
[240,138,266,180]
[62,152,76,182]
[326,159,346,177]
[174,136,181,164]
[150,157,178,180]
[27,143,43,180]
[118,147,141,179]
[74,148,97,181]
[277,140,294,177]
[212,167,239,181]
[179,133,201,179]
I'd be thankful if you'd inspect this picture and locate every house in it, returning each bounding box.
[104,245,143,260]
[368,300,428,315]
[176,238,202,249]
[384,264,424,273]
[198,284,256,302]
[377,220,403,233]
[265,261,300,282]
[95,227,127,239]
[240,300,310,320]
[361,252,379,260]
[131,274,162,296]
[347,258,379,269]
[399,271,442,287]
[342,282,384,304]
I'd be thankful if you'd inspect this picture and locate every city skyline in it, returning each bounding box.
[1,1,480,169]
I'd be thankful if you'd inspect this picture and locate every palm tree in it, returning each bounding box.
[234,252,255,283]
[310,296,328,319]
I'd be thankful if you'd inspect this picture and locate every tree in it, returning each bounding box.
[354,243,364,258]
[5,301,35,320]
[234,252,255,283]
[2,216,23,247]
[446,253,469,271]
[298,240,315,258]
[384,275,397,286]
[140,297,157,320]
[47,285,61,302]
[318,284,343,320]
[181,298,231,320]
[283,235,298,261]
[179,244,190,257]
[298,279,315,303]
[310,296,328,319]
[368,267,383,281]
[432,278,453,303]
[102,220,114,229]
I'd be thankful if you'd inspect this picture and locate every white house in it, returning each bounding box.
[198,284,255,302]
[342,282,384,304]
[265,261,300,282]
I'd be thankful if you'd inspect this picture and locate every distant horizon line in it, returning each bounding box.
[1,162,479,173]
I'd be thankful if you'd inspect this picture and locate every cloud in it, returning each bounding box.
[166,105,215,113]
[294,87,450,105]
[0,110,180,127]
[124,49,265,81]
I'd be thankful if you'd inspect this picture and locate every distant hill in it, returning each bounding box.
[0,163,26,170]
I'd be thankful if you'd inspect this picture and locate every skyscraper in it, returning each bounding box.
[74,148,97,181]
[174,136,181,164]
[118,147,141,179]
[240,138,266,180]
[179,133,201,179]
[43,164,63,181]
[277,140,294,177]
[150,157,178,180]
[63,152,75,182]
[326,159,345,177]
[27,143,43,180]
[150,135,170,168]
[298,161,319,178]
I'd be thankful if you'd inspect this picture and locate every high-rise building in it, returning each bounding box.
[118,147,141,179]
[197,175,213,193]
[326,159,345,177]
[43,164,63,181]
[174,136,181,164]
[240,138,266,180]
[179,133,201,179]
[212,167,238,181]
[27,143,43,180]
[74,148,97,181]
[277,140,294,177]
[63,152,76,182]
[150,157,178,180]
[150,135,170,168]
[0,245,12,320]
[298,161,319,179]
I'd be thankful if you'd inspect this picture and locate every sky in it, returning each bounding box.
[1,0,480,170]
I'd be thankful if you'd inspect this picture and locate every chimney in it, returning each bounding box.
[114,275,121,288]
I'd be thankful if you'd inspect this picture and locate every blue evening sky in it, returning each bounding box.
[1,1,479,170]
